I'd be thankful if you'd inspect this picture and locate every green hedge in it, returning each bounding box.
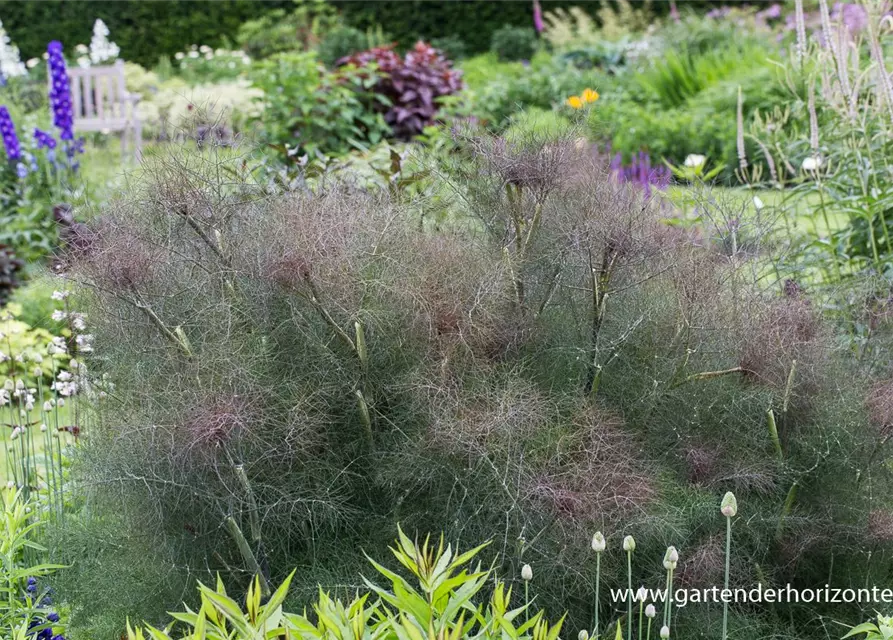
[0,1,760,69]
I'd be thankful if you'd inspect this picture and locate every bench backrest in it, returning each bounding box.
[66,59,132,131]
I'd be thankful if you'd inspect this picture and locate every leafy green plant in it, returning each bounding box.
[490,25,538,62]
[236,0,340,60]
[248,51,389,159]
[0,487,66,640]
[125,529,564,640]
[845,615,893,640]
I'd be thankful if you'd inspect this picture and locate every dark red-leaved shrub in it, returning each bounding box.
[339,41,463,139]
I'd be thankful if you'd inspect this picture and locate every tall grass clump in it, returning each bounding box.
[52,133,891,640]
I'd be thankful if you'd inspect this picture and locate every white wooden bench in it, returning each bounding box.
[66,60,142,159]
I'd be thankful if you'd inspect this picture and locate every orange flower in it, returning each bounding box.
[582,88,600,103]
[566,95,584,109]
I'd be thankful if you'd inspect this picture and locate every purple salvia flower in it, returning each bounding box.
[533,0,544,33]
[47,41,74,141]
[612,151,670,200]
[0,106,21,161]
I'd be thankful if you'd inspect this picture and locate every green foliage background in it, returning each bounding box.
[0,0,719,67]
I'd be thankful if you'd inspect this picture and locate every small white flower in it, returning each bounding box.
[40,423,47,432]
[32,353,43,364]
[51,310,67,322]
[636,586,648,602]
[645,604,656,619]
[521,563,533,581]
[6,480,14,489]
[10,426,20,440]
[43,401,53,412]
[188,50,200,59]
[75,43,89,54]
[57,398,65,407]
[175,52,185,60]
[684,154,706,168]
[578,631,590,640]
[3,379,13,391]
[15,380,23,391]
[199,44,211,53]
[25,57,38,68]
[57,371,72,382]
[0,352,7,364]
[660,626,670,639]
[802,156,822,171]
[753,196,764,211]
[51,290,70,300]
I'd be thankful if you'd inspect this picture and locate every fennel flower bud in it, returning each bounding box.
[623,535,636,552]
[592,531,606,553]
[521,564,533,581]
[721,491,738,518]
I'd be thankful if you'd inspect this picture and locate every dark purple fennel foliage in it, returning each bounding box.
[611,152,671,199]
[47,41,74,141]
[0,106,22,161]
[339,41,463,140]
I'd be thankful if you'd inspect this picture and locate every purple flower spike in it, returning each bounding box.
[0,106,22,161]
[612,151,671,200]
[533,0,544,33]
[47,41,74,141]
[34,128,57,150]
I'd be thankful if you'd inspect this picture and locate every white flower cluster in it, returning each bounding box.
[174,44,251,67]
[0,19,26,79]
[89,19,120,65]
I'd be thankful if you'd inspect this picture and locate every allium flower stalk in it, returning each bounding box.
[89,19,120,65]
[721,492,738,640]
[0,106,22,161]
[0,20,26,81]
[623,535,635,640]
[47,41,74,141]
[592,531,605,639]
[662,547,678,630]
[645,605,656,640]
[522,562,532,617]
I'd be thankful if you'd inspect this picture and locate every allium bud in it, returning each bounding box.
[43,401,53,412]
[721,491,738,517]
[40,424,47,432]
[623,535,636,552]
[591,531,606,553]
[10,427,20,440]
[663,546,679,570]
[645,604,656,619]
[14,380,23,390]
[6,480,14,489]
[32,367,42,378]
[3,380,12,391]
[578,631,589,640]
[636,586,648,602]
[521,563,533,581]
[660,626,670,639]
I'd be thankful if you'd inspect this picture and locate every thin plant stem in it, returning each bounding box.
[722,515,732,640]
